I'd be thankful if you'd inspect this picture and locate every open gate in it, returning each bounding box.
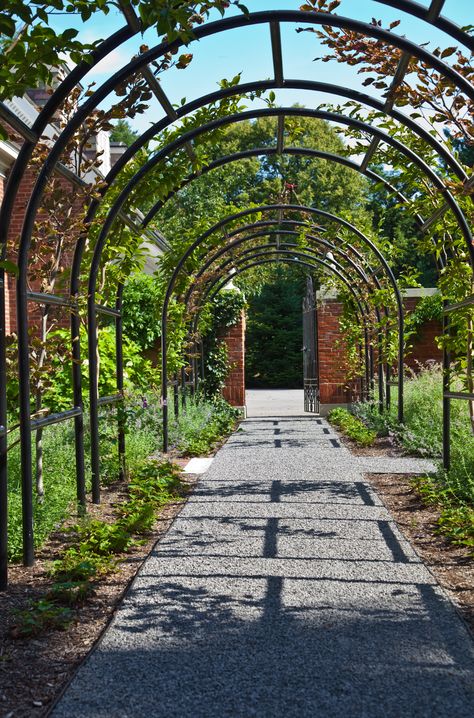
[303,276,320,413]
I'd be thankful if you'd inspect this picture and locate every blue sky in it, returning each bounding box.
[49,0,473,134]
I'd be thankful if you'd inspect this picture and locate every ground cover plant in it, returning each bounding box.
[6,390,239,563]
[11,459,184,638]
[327,406,376,447]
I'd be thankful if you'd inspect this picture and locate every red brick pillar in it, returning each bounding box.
[317,297,355,407]
[220,310,246,407]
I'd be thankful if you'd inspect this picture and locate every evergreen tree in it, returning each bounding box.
[110,119,139,147]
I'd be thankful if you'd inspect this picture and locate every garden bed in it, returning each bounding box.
[0,470,199,718]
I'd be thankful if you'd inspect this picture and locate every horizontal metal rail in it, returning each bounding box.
[30,407,82,432]
[98,393,123,407]
[95,303,121,318]
[444,391,474,401]
[27,291,73,307]
[443,295,474,314]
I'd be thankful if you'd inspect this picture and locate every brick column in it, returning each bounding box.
[220,310,246,407]
[317,298,356,407]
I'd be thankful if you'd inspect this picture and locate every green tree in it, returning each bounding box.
[110,120,140,148]
[366,168,438,287]
[245,266,308,389]
[152,114,373,387]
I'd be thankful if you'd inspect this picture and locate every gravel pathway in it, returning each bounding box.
[52,416,474,718]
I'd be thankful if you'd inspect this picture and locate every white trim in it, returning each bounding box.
[401,288,438,297]
[0,141,18,177]
[317,287,439,302]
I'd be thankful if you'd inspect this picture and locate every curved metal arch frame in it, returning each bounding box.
[160,203,405,445]
[187,222,394,383]
[17,94,448,540]
[189,241,382,398]
[143,146,424,228]
[93,106,472,270]
[185,222,392,302]
[183,229,387,361]
[0,3,472,587]
[160,200,404,450]
[189,251,372,415]
[184,233,389,410]
[6,11,469,500]
[20,99,459,560]
[190,235,384,325]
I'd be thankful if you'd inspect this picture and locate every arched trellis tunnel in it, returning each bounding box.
[0,2,472,591]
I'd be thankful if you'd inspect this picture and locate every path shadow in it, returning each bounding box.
[52,575,474,718]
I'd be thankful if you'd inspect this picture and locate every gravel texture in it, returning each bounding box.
[52,416,474,718]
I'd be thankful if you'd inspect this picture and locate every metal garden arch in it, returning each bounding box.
[0,2,472,591]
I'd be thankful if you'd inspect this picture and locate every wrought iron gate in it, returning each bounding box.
[303,276,320,413]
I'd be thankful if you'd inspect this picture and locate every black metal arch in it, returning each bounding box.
[190,249,375,408]
[93,106,473,274]
[160,203,405,452]
[185,221,394,296]
[1,2,472,589]
[143,146,423,229]
[183,231,390,411]
[160,203,404,348]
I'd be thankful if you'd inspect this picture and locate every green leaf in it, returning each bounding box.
[0,260,19,277]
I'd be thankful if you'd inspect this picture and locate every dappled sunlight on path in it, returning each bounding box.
[52,416,473,718]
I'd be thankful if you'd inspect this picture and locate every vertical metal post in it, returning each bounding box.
[17,268,34,566]
[173,373,179,420]
[397,303,404,424]
[181,366,187,409]
[70,302,86,509]
[116,285,125,481]
[0,272,8,589]
[161,311,168,453]
[200,340,205,384]
[377,330,384,414]
[192,342,198,395]
[442,304,451,471]
[369,341,375,397]
[88,296,101,503]
[385,327,391,411]
[364,329,370,400]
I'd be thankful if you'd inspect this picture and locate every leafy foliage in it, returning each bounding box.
[170,394,240,455]
[11,458,185,638]
[328,407,376,447]
[122,274,162,350]
[245,266,306,388]
[200,289,246,398]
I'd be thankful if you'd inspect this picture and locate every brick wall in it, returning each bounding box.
[2,166,83,335]
[317,294,442,405]
[403,296,442,369]
[220,310,246,407]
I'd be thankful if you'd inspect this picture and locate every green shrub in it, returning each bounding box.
[353,363,474,550]
[328,407,376,447]
[168,394,240,455]
[7,421,79,561]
